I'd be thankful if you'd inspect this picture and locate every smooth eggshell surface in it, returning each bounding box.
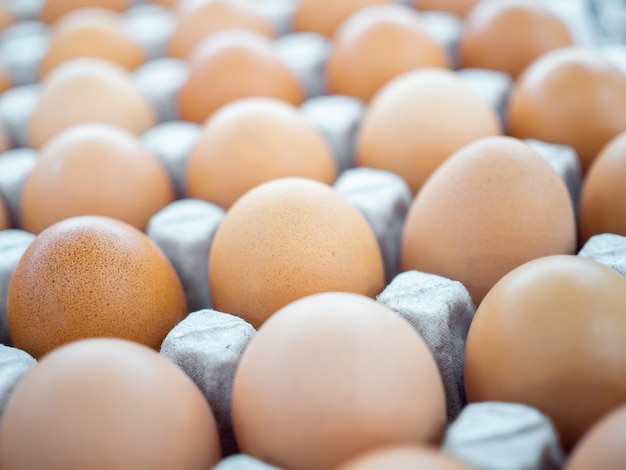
[336,445,472,470]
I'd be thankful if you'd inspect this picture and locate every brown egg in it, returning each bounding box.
[0,1,14,31]
[357,68,500,194]
[0,63,12,94]
[0,197,10,230]
[326,4,449,102]
[21,123,174,234]
[566,403,626,470]
[209,178,385,328]
[168,0,274,59]
[0,122,10,154]
[232,292,446,470]
[187,97,338,208]
[508,47,626,173]
[41,8,147,77]
[459,0,573,78]
[401,136,576,305]
[413,0,481,17]
[337,445,472,470]
[179,30,304,124]
[0,338,221,469]
[578,130,626,246]
[40,0,128,24]
[8,215,187,359]
[154,0,177,6]
[30,58,156,149]
[464,255,626,450]
[293,0,393,38]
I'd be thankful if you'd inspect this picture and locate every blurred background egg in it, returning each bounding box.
[336,445,472,470]
[178,30,304,123]
[464,255,626,450]
[0,198,10,230]
[401,136,576,305]
[459,0,573,78]
[0,338,221,469]
[232,292,446,470]
[0,1,15,31]
[40,8,146,77]
[0,64,12,94]
[187,97,338,208]
[209,178,385,328]
[326,4,449,102]
[8,216,187,358]
[357,68,500,194]
[40,0,128,24]
[508,47,626,173]
[413,0,481,17]
[29,58,156,149]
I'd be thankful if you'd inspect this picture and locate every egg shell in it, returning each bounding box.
[337,445,471,470]
[0,345,36,421]
[464,255,626,450]
[40,0,128,24]
[0,196,9,231]
[578,233,626,281]
[0,1,15,30]
[7,216,187,359]
[232,292,447,470]
[0,338,222,469]
[414,0,481,17]
[0,64,13,95]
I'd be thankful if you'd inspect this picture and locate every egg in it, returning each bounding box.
[566,403,626,470]
[326,4,449,102]
[209,178,385,328]
[401,136,576,305]
[0,63,12,94]
[29,58,156,149]
[40,0,128,24]
[464,255,626,450]
[178,30,304,124]
[0,198,10,230]
[40,8,147,77]
[0,338,221,469]
[578,130,626,246]
[0,1,14,31]
[414,0,481,17]
[232,292,446,470]
[459,0,573,78]
[187,97,338,208]
[357,68,501,194]
[508,47,626,173]
[168,0,274,59]
[8,215,187,359]
[336,445,472,470]
[293,0,393,38]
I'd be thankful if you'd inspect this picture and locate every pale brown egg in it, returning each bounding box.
[209,178,385,328]
[326,4,449,102]
[0,338,221,469]
[0,62,13,94]
[40,0,128,24]
[401,136,576,305]
[566,404,626,470]
[187,97,338,208]
[293,0,393,38]
[0,197,10,230]
[413,0,481,17]
[21,123,174,234]
[578,130,626,246]
[337,445,472,470]
[41,8,147,77]
[168,0,274,59]
[178,30,304,123]
[464,255,626,450]
[8,216,187,359]
[29,58,156,149]
[232,293,447,470]
[508,47,626,173]
[459,0,573,78]
[0,1,14,31]
[357,68,500,194]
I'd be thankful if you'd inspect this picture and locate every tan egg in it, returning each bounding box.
[209,178,385,328]
[0,62,13,94]
[459,0,573,78]
[357,68,500,194]
[232,293,447,470]
[21,123,174,234]
[0,122,10,153]
[293,0,393,38]
[579,130,626,246]
[153,0,177,6]
[29,58,156,149]
[326,4,449,102]
[187,97,338,209]
[0,197,10,230]
[464,255,626,450]
[0,1,14,31]
[41,8,147,77]
[414,0,481,17]
[337,445,472,470]
[566,404,626,470]
[0,338,221,469]
[401,136,576,305]
[179,30,304,123]
[508,47,626,174]
[40,0,128,24]
[8,216,187,359]
[168,0,274,59]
